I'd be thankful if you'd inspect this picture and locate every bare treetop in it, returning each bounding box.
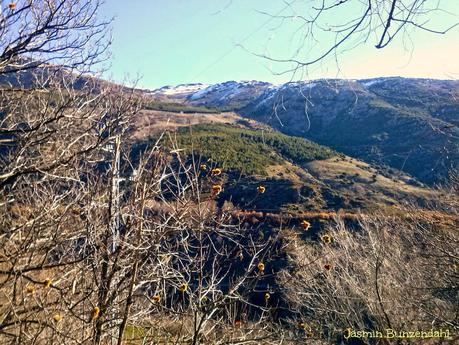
[0,0,112,75]
[255,0,459,74]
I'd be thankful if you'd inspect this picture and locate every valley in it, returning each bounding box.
[150,77,459,186]
[1,2,458,343]
[137,78,458,217]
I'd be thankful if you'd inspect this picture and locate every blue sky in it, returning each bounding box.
[100,0,459,89]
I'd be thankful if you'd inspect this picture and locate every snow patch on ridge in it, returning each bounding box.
[152,83,209,96]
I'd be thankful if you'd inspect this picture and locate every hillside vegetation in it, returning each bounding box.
[145,101,221,114]
[155,78,459,185]
[2,2,458,344]
[239,78,459,185]
[147,124,335,175]
[133,123,443,213]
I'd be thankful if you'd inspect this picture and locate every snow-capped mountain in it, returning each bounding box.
[151,78,406,108]
[150,83,209,98]
[150,77,459,185]
[151,80,273,109]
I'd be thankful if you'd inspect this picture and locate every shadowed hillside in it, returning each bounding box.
[153,78,459,186]
[240,78,459,185]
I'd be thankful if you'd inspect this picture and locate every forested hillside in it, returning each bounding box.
[1,1,458,344]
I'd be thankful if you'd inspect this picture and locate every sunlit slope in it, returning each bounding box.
[134,123,441,212]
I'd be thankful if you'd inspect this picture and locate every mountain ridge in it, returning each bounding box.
[150,77,459,185]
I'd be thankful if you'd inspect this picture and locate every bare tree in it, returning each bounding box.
[0,1,138,343]
[0,2,286,341]
[279,209,458,344]
[0,0,110,74]
[254,0,458,74]
[2,2,457,345]
[112,135,288,345]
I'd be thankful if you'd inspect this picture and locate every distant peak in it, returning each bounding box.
[151,83,209,96]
